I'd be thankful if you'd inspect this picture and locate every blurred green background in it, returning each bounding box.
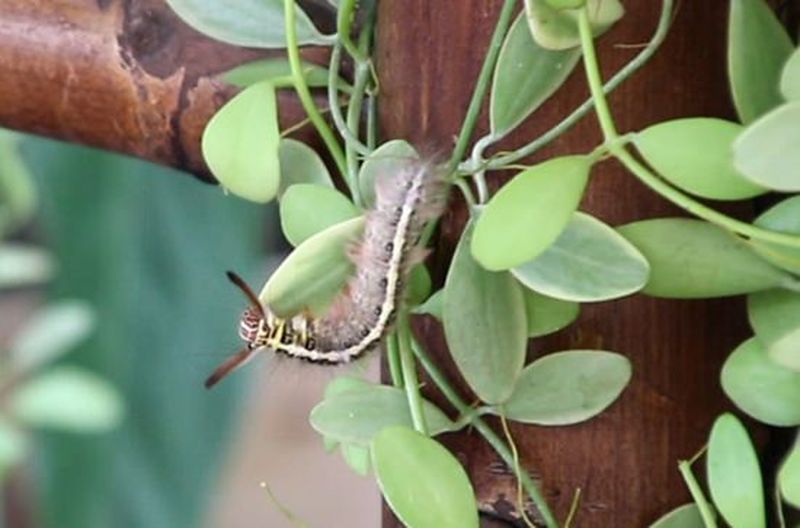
[1,132,273,528]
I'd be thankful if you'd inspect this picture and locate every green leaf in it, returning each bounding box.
[472,155,591,271]
[781,47,800,101]
[444,222,527,404]
[618,219,789,298]
[748,289,800,371]
[9,301,94,377]
[165,0,330,48]
[412,289,443,319]
[522,289,579,338]
[309,384,455,446]
[750,196,800,275]
[319,376,372,453]
[498,350,631,425]
[721,337,800,426]
[11,366,124,433]
[0,132,36,235]
[371,426,479,528]
[407,265,433,307]
[279,184,360,246]
[358,140,418,209]
[524,0,624,50]
[512,212,649,302]
[0,418,26,480]
[341,443,371,476]
[490,12,582,136]
[728,0,793,123]
[222,58,332,89]
[262,217,364,317]
[649,504,705,528]
[278,138,334,196]
[707,413,765,528]
[733,102,800,192]
[202,81,281,203]
[634,118,766,200]
[779,442,800,507]
[0,243,54,288]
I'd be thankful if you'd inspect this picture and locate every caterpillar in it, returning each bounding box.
[205,159,448,388]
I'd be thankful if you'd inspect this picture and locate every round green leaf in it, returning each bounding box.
[524,0,624,50]
[202,81,280,203]
[371,426,479,528]
[261,217,364,317]
[279,184,360,246]
[0,243,55,289]
[341,443,371,476]
[11,366,124,433]
[358,140,418,209]
[10,301,94,376]
[222,58,332,89]
[728,0,793,123]
[512,212,650,302]
[499,350,631,425]
[319,376,372,453]
[634,118,766,200]
[310,385,455,446]
[618,219,789,298]
[707,413,765,528]
[750,196,800,275]
[278,139,334,197]
[490,12,582,136]
[649,504,705,528]
[733,102,800,192]
[781,47,800,101]
[748,289,800,371]
[407,265,432,307]
[165,0,330,48]
[522,289,579,338]
[779,442,800,508]
[472,155,591,271]
[444,222,527,404]
[0,132,36,235]
[721,338,800,426]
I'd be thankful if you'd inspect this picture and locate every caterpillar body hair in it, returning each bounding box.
[205,159,448,388]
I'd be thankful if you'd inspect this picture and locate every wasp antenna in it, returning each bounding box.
[205,347,259,389]
[226,271,266,318]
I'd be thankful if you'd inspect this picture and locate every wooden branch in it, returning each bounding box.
[0,0,326,181]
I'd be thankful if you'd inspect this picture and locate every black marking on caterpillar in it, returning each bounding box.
[205,160,448,388]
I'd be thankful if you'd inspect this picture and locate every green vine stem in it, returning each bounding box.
[677,459,718,528]
[397,314,428,435]
[284,0,348,179]
[337,0,368,63]
[410,338,558,528]
[577,6,800,249]
[328,44,372,158]
[484,0,674,171]
[344,31,374,208]
[386,333,405,388]
[447,0,517,175]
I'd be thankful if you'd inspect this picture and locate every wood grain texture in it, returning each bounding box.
[0,0,328,181]
[376,2,767,526]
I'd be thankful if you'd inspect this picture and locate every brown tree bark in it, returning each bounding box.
[376,2,766,527]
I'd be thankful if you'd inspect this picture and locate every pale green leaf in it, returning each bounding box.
[444,222,527,404]
[165,0,330,48]
[490,12,581,135]
[0,243,55,288]
[634,118,766,200]
[499,350,631,425]
[279,184,360,246]
[261,217,364,317]
[750,196,800,275]
[512,212,649,302]
[618,219,789,298]
[524,0,624,50]
[202,81,281,203]
[649,504,705,528]
[309,385,455,445]
[522,289,579,338]
[0,132,36,235]
[781,47,800,101]
[728,0,793,123]
[341,443,371,476]
[412,289,443,319]
[707,413,765,528]
[11,366,124,433]
[10,301,94,376]
[0,418,25,480]
[779,442,800,508]
[372,427,479,528]
[748,289,800,371]
[733,102,800,192]
[358,140,418,209]
[472,155,591,271]
[278,138,334,196]
[721,338,800,426]
[407,265,432,307]
[222,58,332,89]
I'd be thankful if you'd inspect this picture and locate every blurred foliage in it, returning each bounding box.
[19,137,270,528]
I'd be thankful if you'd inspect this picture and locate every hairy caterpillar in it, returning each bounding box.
[205,160,448,388]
